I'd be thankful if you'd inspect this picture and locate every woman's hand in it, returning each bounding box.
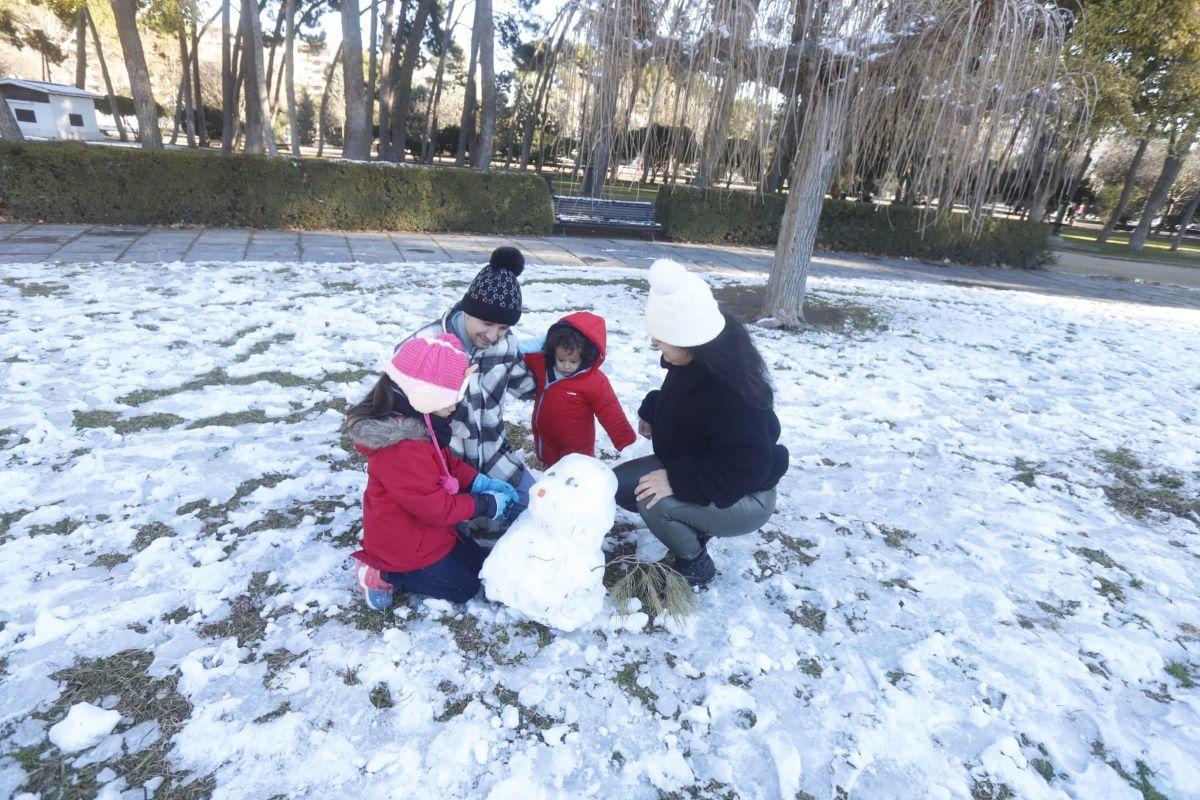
[638,418,653,439]
[634,469,673,509]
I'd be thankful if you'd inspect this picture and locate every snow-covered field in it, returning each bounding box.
[1,258,1198,800]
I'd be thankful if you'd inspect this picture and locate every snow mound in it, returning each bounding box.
[48,702,121,753]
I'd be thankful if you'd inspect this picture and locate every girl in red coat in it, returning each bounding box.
[524,311,636,467]
[344,333,518,609]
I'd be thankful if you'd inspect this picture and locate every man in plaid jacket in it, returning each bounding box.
[403,247,537,504]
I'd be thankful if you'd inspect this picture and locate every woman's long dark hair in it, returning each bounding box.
[688,309,774,410]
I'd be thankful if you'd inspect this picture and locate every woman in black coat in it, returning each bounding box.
[614,259,789,585]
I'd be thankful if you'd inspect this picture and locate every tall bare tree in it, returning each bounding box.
[81,6,128,142]
[1131,123,1199,250]
[473,0,496,169]
[284,0,300,155]
[421,0,458,163]
[341,0,371,158]
[110,0,163,148]
[222,0,235,152]
[242,0,278,154]
[74,6,87,89]
[384,0,434,161]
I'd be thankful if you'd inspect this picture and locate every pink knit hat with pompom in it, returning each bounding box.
[386,333,471,413]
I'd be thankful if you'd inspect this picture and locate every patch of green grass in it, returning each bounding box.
[1165,661,1196,688]
[234,332,296,363]
[186,409,270,429]
[72,409,185,434]
[526,276,650,291]
[17,649,213,799]
[881,525,916,549]
[788,601,827,633]
[0,508,32,540]
[196,572,279,646]
[253,701,292,724]
[28,517,86,537]
[1094,577,1127,604]
[1096,447,1200,523]
[132,522,175,551]
[799,658,823,678]
[2,277,69,297]
[1037,599,1080,618]
[1055,229,1200,267]
[971,778,1015,800]
[369,683,394,709]
[116,369,311,407]
[90,552,130,569]
[1071,546,1123,572]
[614,663,659,709]
[492,686,562,730]
[758,528,818,567]
[1012,457,1042,487]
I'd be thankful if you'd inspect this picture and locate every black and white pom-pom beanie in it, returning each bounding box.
[460,246,526,326]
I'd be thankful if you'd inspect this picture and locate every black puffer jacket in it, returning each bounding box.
[638,359,789,509]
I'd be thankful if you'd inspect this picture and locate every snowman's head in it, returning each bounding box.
[529,454,618,532]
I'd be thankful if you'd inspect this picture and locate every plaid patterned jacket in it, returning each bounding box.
[404,305,536,484]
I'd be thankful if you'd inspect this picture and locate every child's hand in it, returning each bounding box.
[471,473,519,504]
[638,418,653,439]
[481,490,511,520]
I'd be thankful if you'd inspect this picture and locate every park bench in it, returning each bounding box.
[552,195,664,240]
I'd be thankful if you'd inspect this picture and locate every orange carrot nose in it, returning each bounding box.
[537,488,546,498]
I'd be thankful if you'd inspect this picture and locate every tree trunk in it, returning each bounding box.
[318,43,344,157]
[1169,189,1200,251]
[85,7,127,142]
[473,0,496,169]
[341,0,371,159]
[693,69,739,188]
[178,28,197,146]
[110,0,162,148]
[1099,132,1150,243]
[1052,138,1094,234]
[191,4,207,147]
[762,92,845,327]
[376,0,401,157]
[609,60,644,182]
[456,15,480,166]
[386,0,434,161]
[421,0,455,164]
[0,94,23,141]
[1130,130,1195,251]
[74,8,87,89]
[284,0,300,155]
[264,0,287,114]
[222,0,234,152]
[367,0,379,143]
[242,0,277,155]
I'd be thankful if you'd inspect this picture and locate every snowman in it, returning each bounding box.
[479,454,618,632]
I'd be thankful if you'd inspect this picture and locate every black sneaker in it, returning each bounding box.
[672,549,716,586]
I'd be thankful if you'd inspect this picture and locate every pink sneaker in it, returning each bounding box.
[355,562,393,611]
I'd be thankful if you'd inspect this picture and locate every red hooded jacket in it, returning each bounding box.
[347,415,480,573]
[524,311,637,467]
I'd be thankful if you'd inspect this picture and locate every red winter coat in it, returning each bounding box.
[524,311,636,467]
[347,415,480,573]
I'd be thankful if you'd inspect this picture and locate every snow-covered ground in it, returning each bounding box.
[1,258,1198,800]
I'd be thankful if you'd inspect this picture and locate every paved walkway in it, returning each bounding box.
[2,223,1198,311]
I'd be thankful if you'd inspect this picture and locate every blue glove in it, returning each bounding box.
[482,490,511,520]
[515,334,546,355]
[471,474,519,504]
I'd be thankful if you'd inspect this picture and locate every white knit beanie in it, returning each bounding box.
[644,259,726,347]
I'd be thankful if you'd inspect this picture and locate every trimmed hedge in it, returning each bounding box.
[655,185,1051,269]
[0,141,554,234]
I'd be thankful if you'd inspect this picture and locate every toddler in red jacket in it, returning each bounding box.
[344,333,519,609]
[524,311,636,467]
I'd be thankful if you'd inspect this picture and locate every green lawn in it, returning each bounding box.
[1053,227,1200,268]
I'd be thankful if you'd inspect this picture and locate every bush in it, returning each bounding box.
[0,141,554,234]
[655,185,1051,269]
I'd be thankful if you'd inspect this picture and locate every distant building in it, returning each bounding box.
[1,78,105,141]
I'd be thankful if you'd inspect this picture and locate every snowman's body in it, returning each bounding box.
[480,454,617,632]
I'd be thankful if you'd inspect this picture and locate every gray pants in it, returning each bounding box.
[614,455,776,560]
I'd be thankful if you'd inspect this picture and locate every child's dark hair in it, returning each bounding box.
[544,325,598,369]
[344,373,416,430]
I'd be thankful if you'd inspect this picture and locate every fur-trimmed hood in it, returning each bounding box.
[347,415,429,452]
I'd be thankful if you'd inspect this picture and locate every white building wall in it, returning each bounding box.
[9,93,103,141]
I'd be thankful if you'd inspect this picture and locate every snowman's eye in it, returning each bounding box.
[566,477,578,487]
